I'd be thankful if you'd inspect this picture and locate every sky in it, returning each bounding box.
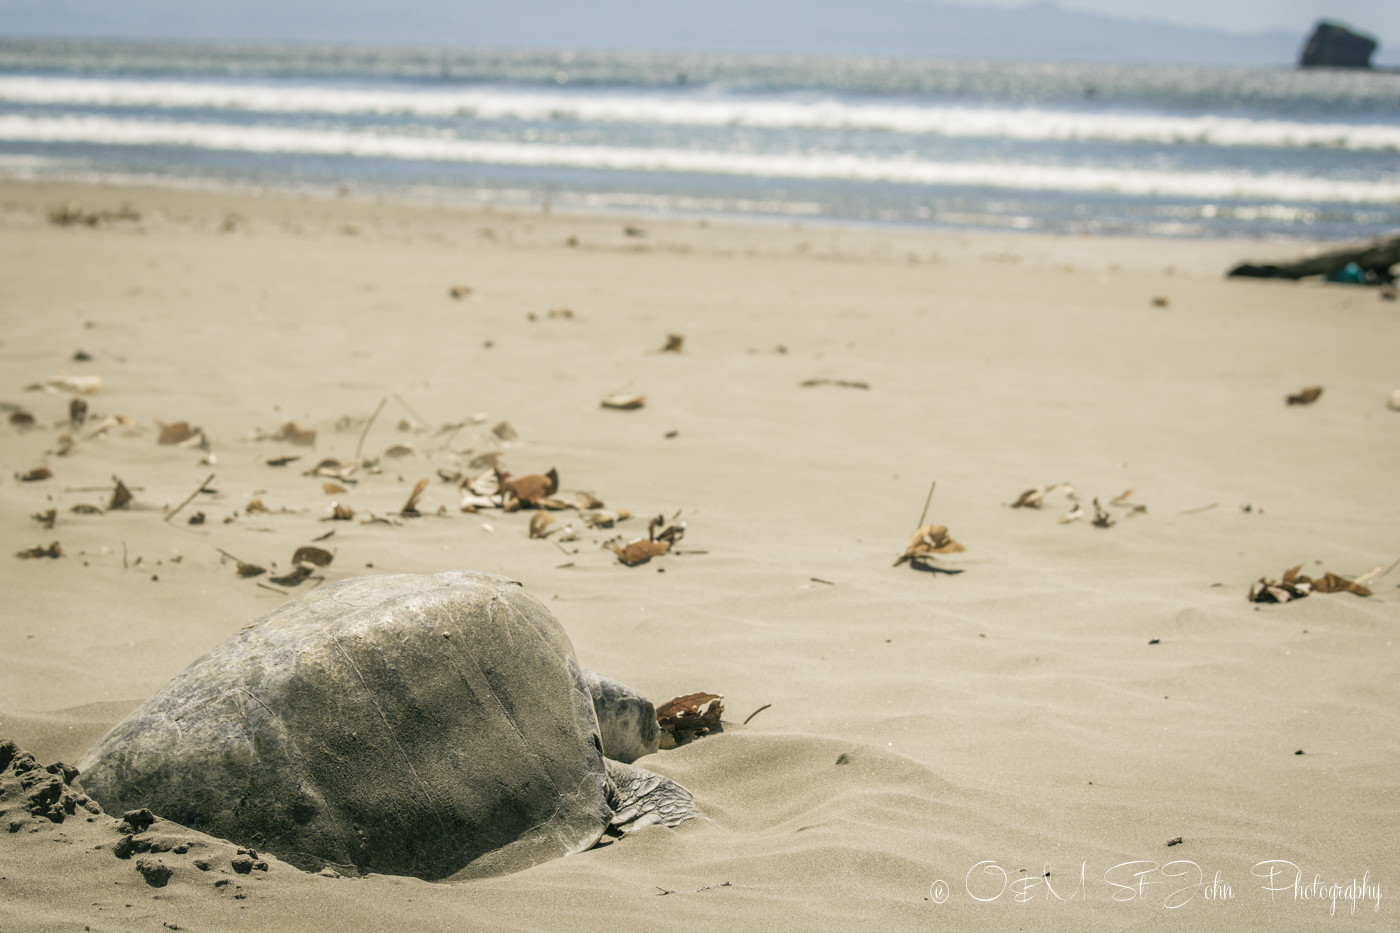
[998,0,1397,42]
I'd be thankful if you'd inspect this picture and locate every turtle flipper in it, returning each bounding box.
[605,759,700,832]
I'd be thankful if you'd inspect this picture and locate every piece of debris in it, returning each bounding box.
[448,285,473,299]
[217,548,265,579]
[503,468,559,508]
[17,541,63,559]
[1286,386,1323,406]
[273,421,317,446]
[31,508,57,529]
[69,397,88,427]
[18,466,53,482]
[1151,295,1170,308]
[600,394,645,410]
[8,409,36,428]
[1248,564,1374,603]
[528,511,555,538]
[894,524,964,568]
[109,477,134,510]
[1091,498,1115,528]
[401,478,430,516]
[657,693,724,748]
[800,378,870,390]
[660,333,684,353]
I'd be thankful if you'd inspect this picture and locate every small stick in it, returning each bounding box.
[916,480,936,527]
[696,881,732,893]
[809,576,834,585]
[392,393,430,428]
[742,703,771,725]
[1373,555,1400,581]
[66,484,144,493]
[1181,502,1219,514]
[164,473,215,523]
[350,396,388,472]
[121,541,128,570]
[256,582,289,595]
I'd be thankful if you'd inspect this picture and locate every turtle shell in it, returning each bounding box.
[76,571,612,880]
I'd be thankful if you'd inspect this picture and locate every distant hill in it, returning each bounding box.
[0,0,1382,67]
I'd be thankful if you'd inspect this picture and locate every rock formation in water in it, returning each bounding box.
[1299,21,1377,69]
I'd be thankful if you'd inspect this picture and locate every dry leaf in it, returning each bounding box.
[71,504,104,515]
[648,512,686,545]
[492,421,518,441]
[69,397,88,426]
[270,565,314,586]
[582,509,629,529]
[273,421,317,446]
[291,546,334,567]
[266,456,300,467]
[1310,572,1372,597]
[894,524,964,567]
[528,511,555,538]
[1151,295,1170,308]
[613,538,671,566]
[9,410,35,428]
[800,378,870,390]
[17,541,63,559]
[384,444,415,458]
[1010,483,1068,508]
[601,394,645,410]
[322,482,347,495]
[1286,386,1323,406]
[109,478,133,510]
[401,477,430,515]
[1091,498,1116,528]
[547,306,575,319]
[330,503,355,521]
[504,468,559,507]
[157,421,199,445]
[657,693,724,748]
[660,333,684,353]
[449,284,473,299]
[246,498,270,514]
[575,492,605,510]
[18,466,53,482]
[44,374,103,394]
[235,560,265,578]
[31,509,57,529]
[1058,503,1083,524]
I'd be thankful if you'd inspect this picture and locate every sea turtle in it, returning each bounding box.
[76,570,699,880]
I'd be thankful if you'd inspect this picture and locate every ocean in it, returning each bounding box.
[2,38,1398,239]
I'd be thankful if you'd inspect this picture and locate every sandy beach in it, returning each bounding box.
[1,177,1396,931]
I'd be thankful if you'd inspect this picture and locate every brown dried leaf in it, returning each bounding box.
[448,284,473,299]
[291,546,334,567]
[574,492,605,510]
[660,333,684,353]
[17,541,63,559]
[600,394,645,410]
[547,306,574,319]
[31,509,57,529]
[384,444,415,458]
[401,477,430,515]
[235,560,265,578]
[273,420,317,446]
[1058,503,1083,524]
[505,468,559,507]
[246,497,270,514]
[894,524,964,566]
[1310,573,1372,597]
[68,397,88,427]
[8,410,35,428]
[657,692,724,747]
[266,455,300,467]
[18,466,53,482]
[649,513,686,544]
[322,482,347,495]
[1286,385,1323,406]
[491,421,518,441]
[71,504,104,515]
[330,503,355,521]
[109,478,133,510]
[528,511,555,539]
[1091,498,1116,528]
[613,538,671,566]
[157,421,198,445]
[269,565,314,587]
[583,510,625,529]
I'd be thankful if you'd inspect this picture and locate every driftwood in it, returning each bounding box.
[1228,233,1400,281]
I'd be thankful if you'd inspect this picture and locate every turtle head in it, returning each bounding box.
[581,670,660,764]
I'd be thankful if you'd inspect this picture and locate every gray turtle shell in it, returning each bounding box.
[77,571,613,880]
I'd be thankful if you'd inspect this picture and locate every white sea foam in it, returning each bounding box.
[3,113,1397,204]
[2,76,1398,152]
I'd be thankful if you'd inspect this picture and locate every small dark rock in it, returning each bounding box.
[121,808,156,833]
[135,858,173,887]
[231,855,256,874]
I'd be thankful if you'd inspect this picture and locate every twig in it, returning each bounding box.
[121,541,128,570]
[350,396,388,473]
[164,473,215,523]
[256,582,289,595]
[917,480,936,527]
[696,881,732,893]
[1374,555,1400,581]
[66,484,145,493]
[1180,502,1219,514]
[742,703,771,725]
[809,577,834,585]
[392,393,430,428]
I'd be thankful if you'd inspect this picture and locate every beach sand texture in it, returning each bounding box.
[1,180,1396,930]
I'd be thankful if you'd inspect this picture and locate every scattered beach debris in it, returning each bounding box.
[1286,386,1323,406]
[109,477,134,510]
[7,409,36,428]
[1228,232,1400,282]
[448,284,473,299]
[492,420,518,441]
[1090,498,1115,528]
[503,468,559,509]
[156,420,205,446]
[1108,488,1147,515]
[37,373,103,395]
[657,693,723,748]
[1151,295,1170,308]
[31,508,57,529]
[1059,503,1084,524]
[1008,483,1072,509]
[601,393,645,410]
[400,478,430,516]
[548,306,575,319]
[216,548,266,579]
[48,201,141,227]
[800,378,870,390]
[269,545,334,587]
[266,455,300,467]
[1248,564,1377,603]
[896,482,965,570]
[272,420,317,446]
[528,511,556,538]
[164,473,215,523]
[17,541,63,559]
[17,466,53,482]
[742,703,772,725]
[612,511,686,566]
[659,333,684,353]
[69,397,87,427]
